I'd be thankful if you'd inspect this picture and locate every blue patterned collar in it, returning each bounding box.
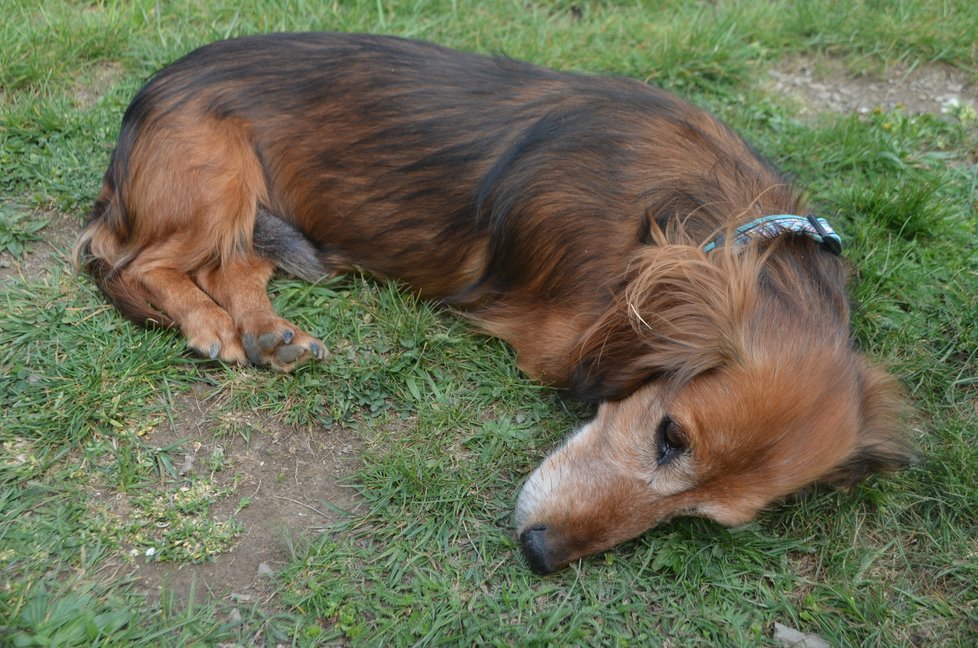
[702,215,842,255]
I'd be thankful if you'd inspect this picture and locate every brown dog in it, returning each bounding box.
[75,32,911,574]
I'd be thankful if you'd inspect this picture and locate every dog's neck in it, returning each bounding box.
[702,215,842,256]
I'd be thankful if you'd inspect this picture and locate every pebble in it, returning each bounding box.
[256,562,274,579]
[773,622,830,648]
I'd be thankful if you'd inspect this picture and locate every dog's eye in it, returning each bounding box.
[656,415,687,465]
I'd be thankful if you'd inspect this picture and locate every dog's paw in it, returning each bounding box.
[183,308,248,365]
[240,323,326,371]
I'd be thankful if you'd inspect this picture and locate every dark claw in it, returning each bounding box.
[282,329,294,344]
[257,332,281,351]
[274,344,305,364]
[242,333,265,365]
[310,343,322,359]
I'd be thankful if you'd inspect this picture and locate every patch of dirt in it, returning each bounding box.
[111,386,364,605]
[9,204,366,607]
[0,210,80,285]
[766,57,978,116]
[73,61,124,110]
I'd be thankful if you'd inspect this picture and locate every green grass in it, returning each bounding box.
[2,0,978,645]
[0,204,49,256]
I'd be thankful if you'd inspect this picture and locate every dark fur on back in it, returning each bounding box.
[80,33,822,401]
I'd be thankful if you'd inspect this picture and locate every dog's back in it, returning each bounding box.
[78,32,799,388]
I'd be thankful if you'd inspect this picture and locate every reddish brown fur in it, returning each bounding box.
[75,33,912,573]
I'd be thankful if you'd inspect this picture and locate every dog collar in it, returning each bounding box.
[702,215,842,255]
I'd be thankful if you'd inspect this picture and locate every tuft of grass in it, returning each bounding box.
[0,204,48,256]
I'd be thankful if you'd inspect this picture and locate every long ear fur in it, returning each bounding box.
[823,361,916,488]
[569,235,763,401]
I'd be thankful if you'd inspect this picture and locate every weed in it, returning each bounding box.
[0,204,48,256]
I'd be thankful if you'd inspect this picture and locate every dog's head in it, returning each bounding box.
[515,238,912,574]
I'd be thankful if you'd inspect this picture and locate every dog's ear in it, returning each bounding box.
[823,361,916,488]
[566,357,651,402]
[570,242,753,401]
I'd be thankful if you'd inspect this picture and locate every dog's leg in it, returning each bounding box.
[94,112,326,370]
[134,265,248,364]
[194,256,327,370]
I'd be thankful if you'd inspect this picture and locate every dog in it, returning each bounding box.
[75,32,912,574]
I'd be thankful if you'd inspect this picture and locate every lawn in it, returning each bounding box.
[2,0,977,645]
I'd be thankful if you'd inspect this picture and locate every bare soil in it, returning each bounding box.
[0,209,79,284]
[72,62,124,110]
[103,386,364,605]
[766,57,978,116]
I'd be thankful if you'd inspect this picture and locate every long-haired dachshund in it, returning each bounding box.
[76,32,912,574]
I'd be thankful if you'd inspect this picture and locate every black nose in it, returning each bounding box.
[520,525,555,575]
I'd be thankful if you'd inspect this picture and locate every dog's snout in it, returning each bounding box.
[520,525,556,575]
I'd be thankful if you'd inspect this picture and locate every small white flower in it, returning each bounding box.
[941,96,961,114]
[941,97,978,125]
[145,547,156,557]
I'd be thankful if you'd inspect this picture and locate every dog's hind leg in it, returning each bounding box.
[194,256,327,370]
[86,112,326,370]
[134,264,248,364]
[128,249,326,370]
